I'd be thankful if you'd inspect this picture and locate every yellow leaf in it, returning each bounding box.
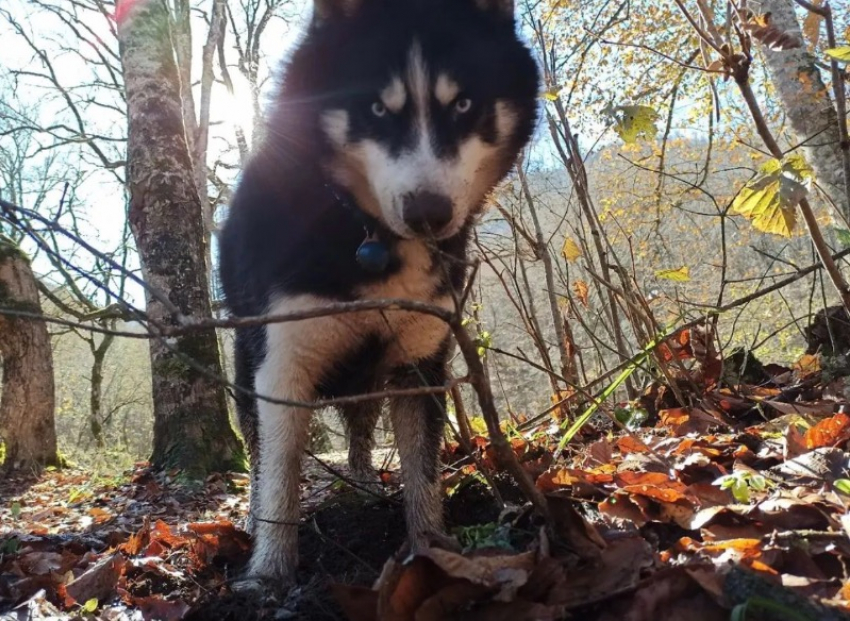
[731,153,813,237]
[826,46,850,63]
[606,104,659,144]
[561,237,582,262]
[542,85,562,101]
[83,599,98,613]
[656,266,690,282]
[802,0,823,48]
[706,58,725,72]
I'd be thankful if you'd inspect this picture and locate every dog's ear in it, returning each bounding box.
[472,0,514,19]
[312,0,364,24]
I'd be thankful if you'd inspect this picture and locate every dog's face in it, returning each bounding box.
[280,0,539,240]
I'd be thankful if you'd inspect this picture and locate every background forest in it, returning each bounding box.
[4,0,850,617]
[2,0,848,471]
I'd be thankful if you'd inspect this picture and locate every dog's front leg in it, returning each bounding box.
[248,328,316,586]
[388,355,448,550]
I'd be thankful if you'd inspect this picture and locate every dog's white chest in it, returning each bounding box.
[356,240,452,365]
[266,241,452,382]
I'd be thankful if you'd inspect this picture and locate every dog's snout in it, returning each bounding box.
[402,192,453,235]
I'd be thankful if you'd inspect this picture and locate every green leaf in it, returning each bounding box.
[834,228,850,247]
[826,46,850,62]
[655,266,690,282]
[835,478,850,494]
[604,104,659,144]
[83,598,98,613]
[732,153,814,237]
[613,404,648,430]
[556,320,685,453]
[10,502,21,519]
[731,478,750,503]
[0,537,20,554]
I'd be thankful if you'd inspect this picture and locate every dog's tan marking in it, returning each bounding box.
[321,109,349,146]
[435,74,460,106]
[381,77,407,114]
[326,143,383,218]
[494,100,518,141]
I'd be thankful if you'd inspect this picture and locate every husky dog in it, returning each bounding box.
[218,0,539,585]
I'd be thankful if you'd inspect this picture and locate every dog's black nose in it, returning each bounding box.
[402,192,453,235]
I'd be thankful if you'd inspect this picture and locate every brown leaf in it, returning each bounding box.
[743,12,803,50]
[63,553,127,608]
[413,582,492,621]
[549,536,653,608]
[377,556,444,621]
[584,438,614,467]
[423,547,536,593]
[134,595,191,621]
[599,491,650,526]
[451,600,565,621]
[332,584,378,621]
[803,1,824,48]
[659,408,716,437]
[546,494,606,561]
[784,421,808,460]
[597,567,727,621]
[18,551,64,576]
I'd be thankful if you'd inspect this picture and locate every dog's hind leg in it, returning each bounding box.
[340,399,382,491]
[388,354,449,551]
[234,328,262,537]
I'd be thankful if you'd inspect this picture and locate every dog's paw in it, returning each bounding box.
[232,569,294,599]
[423,531,463,553]
[400,530,462,558]
[348,468,385,497]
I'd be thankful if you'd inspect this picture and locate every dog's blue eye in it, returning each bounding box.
[455,98,472,114]
[371,102,387,117]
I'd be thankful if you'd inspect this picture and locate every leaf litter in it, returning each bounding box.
[4,345,850,619]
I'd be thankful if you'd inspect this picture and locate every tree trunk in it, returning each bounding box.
[758,0,848,218]
[117,0,245,477]
[0,237,58,471]
[88,335,112,449]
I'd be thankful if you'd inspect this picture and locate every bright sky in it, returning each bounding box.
[1,0,307,309]
[0,0,709,313]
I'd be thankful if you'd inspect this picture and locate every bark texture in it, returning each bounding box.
[759,0,848,217]
[117,0,245,476]
[0,237,58,471]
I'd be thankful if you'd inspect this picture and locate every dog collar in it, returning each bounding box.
[324,183,390,274]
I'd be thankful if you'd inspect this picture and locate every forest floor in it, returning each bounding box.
[5,347,850,619]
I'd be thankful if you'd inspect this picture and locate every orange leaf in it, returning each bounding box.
[793,353,821,376]
[701,538,762,555]
[615,472,689,503]
[747,559,779,574]
[537,468,613,491]
[659,408,690,428]
[573,280,589,307]
[186,520,234,535]
[616,436,649,454]
[804,412,850,449]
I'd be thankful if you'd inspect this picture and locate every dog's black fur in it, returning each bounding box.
[218,0,539,585]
